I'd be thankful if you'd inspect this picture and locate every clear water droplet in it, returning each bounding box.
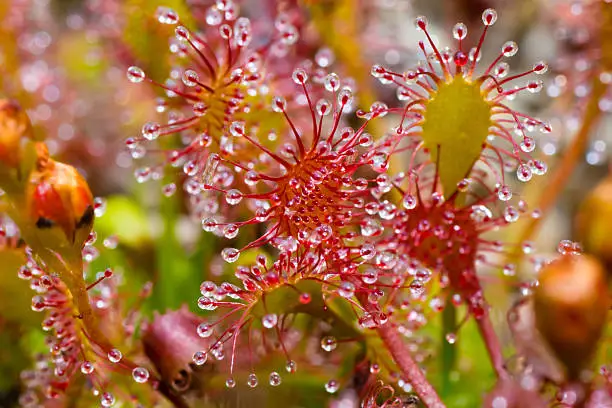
[269,371,282,386]
[321,336,337,352]
[107,349,122,363]
[126,66,145,83]
[192,351,207,365]
[221,248,240,263]
[132,367,150,383]
[325,379,339,393]
[285,360,297,373]
[247,373,258,388]
[262,313,278,329]
[197,322,214,338]
[80,361,94,374]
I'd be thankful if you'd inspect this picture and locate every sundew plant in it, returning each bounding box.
[1,1,612,407]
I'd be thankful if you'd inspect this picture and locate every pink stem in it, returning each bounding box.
[376,320,446,407]
[475,311,509,379]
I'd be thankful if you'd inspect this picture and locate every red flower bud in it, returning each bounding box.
[142,307,211,394]
[534,254,609,379]
[576,176,612,269]
[26,159,94,248]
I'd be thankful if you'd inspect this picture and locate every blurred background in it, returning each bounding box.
[1,0,611,406]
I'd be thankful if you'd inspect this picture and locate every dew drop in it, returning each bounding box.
[445,333,457,344]
[100,392,115,407]
[285,360,297,373]
[325,379,339,394]
[80,361,94,375]
[321,336,337,352]
[362,268,378,284]
[197,322,214,338]
[223,224,239,239]
[503,206,519,223]
[557,239,577,255]
[269,371,282,386]
[93,197,107,217]
[192,350,208,365]
[132,367,150,383]
[497,185,512,201]
[226,377,236,388]
[197,296,218,310]
[324,73,340,92]
[292,68,308,84]
[502,41,518,57]
[262,313,278,329]
[271,96,287,112]
[221,248,240,263]
[452,23,467,40]
[156,6,179,24]
[126,66,145,83]
[315,47,335,68]
[162,183,176,197]
[107,349,122,363]
[414,16,428,31]
[247,373,258,388]
[482,8,497,26]
[182,69,199,87]
[142,121,161,141]
[337,281,355,298]
[503,264,516,276]
[533,61,548,75]
[521,241,535,254]
[193,102,207,116]
[205,7,222,25]
[516,164,532,182]
[403,194,417,210]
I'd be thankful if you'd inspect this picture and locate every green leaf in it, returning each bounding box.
[421,76,492,198]
[150,180,200,310]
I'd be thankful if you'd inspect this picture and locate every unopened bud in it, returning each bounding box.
[534,254,609,379]
[26,160,94,250]
[575,177,612,269]
[142,307,212,393]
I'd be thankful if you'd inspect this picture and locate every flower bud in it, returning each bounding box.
[575,177,612,269]
[0,99,33,169]
[534,254,609,379]
[26,159,94,250]
[142,307,212,393]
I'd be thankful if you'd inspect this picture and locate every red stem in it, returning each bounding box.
[375,321,446,408]
[474,311,509,380]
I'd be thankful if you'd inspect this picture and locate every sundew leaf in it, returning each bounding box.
[420,76,492,199]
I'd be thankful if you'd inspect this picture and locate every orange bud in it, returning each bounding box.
[0,99,33,169]
[26,159,94,249]
[576,176,612,268]
[534,254,609,379]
